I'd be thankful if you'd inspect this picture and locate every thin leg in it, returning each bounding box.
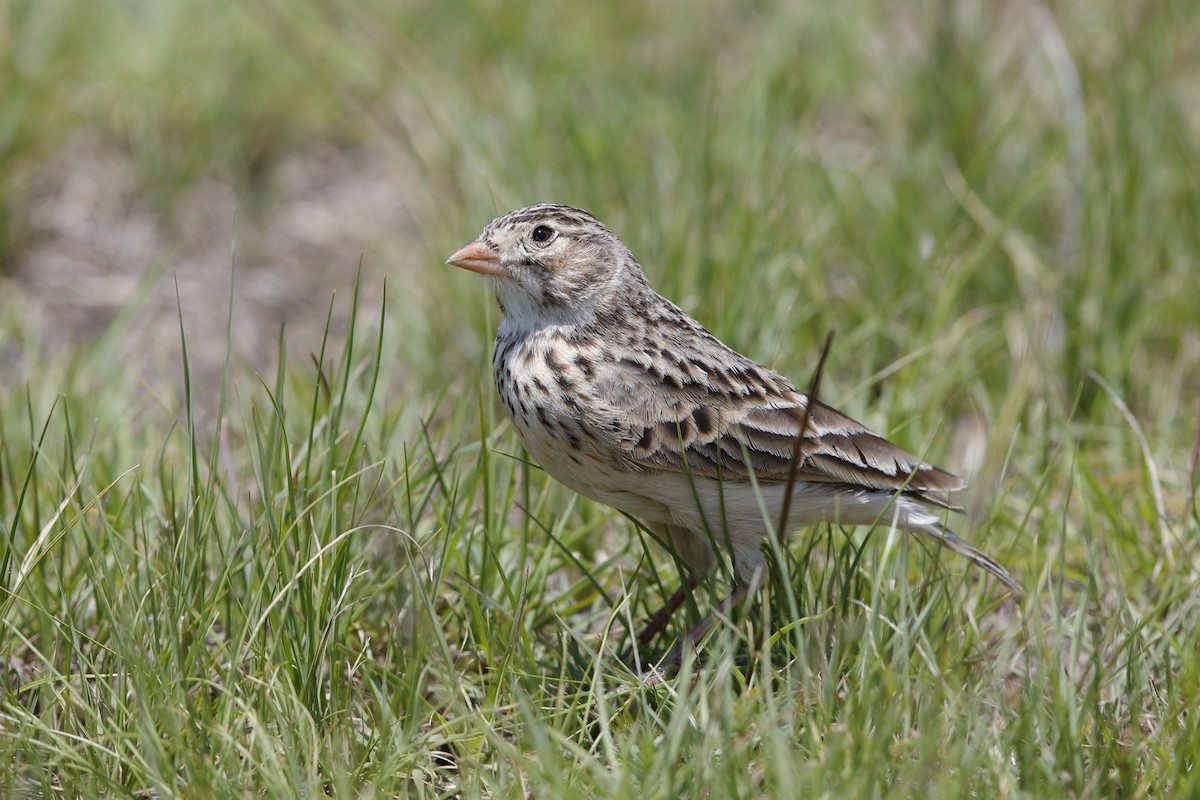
[620,578,698,666]
[642,583,752,684]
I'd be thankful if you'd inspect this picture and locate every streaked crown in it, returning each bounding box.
[447,204,649,324]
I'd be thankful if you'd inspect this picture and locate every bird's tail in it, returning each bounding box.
[915,519,1022,594]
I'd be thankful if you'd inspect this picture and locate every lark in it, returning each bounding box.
[447,204,1018,663]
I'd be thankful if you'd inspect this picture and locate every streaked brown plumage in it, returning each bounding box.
[447,204,1018,658]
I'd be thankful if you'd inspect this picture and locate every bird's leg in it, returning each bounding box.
[675,583,752,656]
[620,577,698,666]
[641,582,752,683]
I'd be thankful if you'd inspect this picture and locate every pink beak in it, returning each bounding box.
[446,241,504,277]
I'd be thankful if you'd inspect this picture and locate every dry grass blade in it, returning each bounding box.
[777,329,835,538]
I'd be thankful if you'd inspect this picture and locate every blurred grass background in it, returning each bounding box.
[1,0,1198,796]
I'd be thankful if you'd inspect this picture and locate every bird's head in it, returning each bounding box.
[446,204,647,327]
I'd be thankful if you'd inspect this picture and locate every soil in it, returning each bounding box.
[2,136,414,399]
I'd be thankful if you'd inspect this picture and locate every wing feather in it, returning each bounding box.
[614,355,964,508]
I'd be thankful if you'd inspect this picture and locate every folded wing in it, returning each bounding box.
[614,358,964,507]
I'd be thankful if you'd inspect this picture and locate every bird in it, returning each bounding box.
[446,203,1019,666]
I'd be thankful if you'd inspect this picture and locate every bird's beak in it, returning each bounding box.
[446,241,504,277]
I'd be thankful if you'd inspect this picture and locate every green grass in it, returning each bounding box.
[2,0,1199,796]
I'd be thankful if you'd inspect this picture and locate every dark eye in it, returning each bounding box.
[531,225,554,243]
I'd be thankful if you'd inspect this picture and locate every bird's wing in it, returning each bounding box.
[608,355,964,508]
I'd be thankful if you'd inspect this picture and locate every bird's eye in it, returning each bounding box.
[531,225,554,244]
